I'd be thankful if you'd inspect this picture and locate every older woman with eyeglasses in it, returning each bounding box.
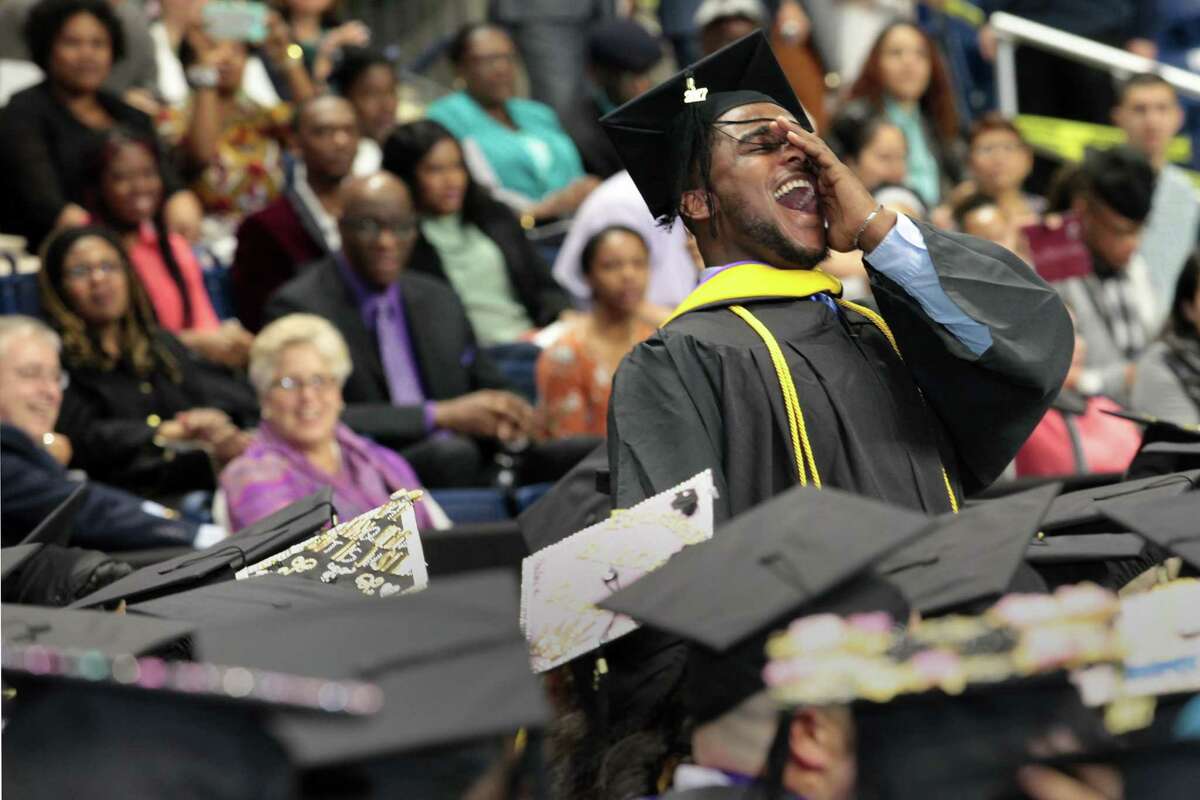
[220,313,441,532]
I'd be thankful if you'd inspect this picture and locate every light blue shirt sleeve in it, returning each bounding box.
[866,214,993,356]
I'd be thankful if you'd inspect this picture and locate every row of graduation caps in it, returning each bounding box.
[2,421,1200,793]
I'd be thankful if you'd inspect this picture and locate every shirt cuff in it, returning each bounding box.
[422,401,438,433]
[865,213,928,283]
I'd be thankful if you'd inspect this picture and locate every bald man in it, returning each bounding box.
[263,171,539,488]
[233,94,360,332]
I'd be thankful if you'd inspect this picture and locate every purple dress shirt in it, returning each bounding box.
[335,255,437,430]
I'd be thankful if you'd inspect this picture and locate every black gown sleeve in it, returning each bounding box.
[607,333,732,517]
[865,222,1073,492]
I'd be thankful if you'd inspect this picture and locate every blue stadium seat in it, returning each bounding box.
[428,488,510,524]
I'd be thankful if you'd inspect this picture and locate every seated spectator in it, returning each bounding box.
[231,94,358,331]
[83,128,252,367]
[536,226,655,439]
[951,191,1022,257]
[694,0,765,57]
[328,46,399,175]
[559,18,662,179]
[0,315,222,549]
[552,170,699,313]
[830,113,908,192]
[39,226,257,498]
[963,113,1042,228]
[263,172,536,487]
[1049,147,1160,401]
[426,23,599,222]
[872,183,928,220]
[1014,316,1142,478]
[382,119,571,344]
[277,0,369,87]
[160,21,315,240]
[0,0,158,102]
[843,21,963,207]
[1132,250,1200,425]
[221,313,445,532]
[1113,73,1200,303]
[0,0,201,248]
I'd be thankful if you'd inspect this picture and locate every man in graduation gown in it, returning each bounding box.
[601,32,1073,520]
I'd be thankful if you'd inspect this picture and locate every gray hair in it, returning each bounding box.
[0,315,61,360]
[248,314,353,396]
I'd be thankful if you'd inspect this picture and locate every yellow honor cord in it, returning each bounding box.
[730,305,818,487]
[727,300,960,513]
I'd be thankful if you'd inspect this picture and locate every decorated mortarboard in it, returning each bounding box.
[1040,471,1200,536]
[70,488,335,609]
[196,569,549,768]
[3,603,194,657]
[20,483,86,546]
[1,639,382,800]
[520,469,716,673]
[599,30,811,221]
[128,573,352,626]
[879,483,1060,616]
[235,489,428,599]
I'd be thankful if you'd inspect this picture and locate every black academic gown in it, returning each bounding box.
[608,222,1073,521]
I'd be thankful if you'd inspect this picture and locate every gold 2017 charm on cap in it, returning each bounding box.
[683,76,708,104]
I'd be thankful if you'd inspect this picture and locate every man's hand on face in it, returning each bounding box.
[769,118,898,253]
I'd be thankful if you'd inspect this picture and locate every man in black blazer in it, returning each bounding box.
[264,172,537,487]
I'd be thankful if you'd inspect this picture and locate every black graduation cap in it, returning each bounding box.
[879,483,1060,616]
[1040,471,1200,536]
[599,485,928,652]
[599,30,811,221]
[1,544,43,581]
[1098,490,1200,571]
[128,574,351,626]
[196,569,550,768]
[70,488,335,609]
[1100,408,1200,478]
[20,483,86,546]
[2,603,194,656]
[1025,533,1146,564]
[600,485,924,723]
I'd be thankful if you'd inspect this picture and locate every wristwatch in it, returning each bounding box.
[186,64,219,90]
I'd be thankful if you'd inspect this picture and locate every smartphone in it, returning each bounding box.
[1021,212,1093,283]
[203,1,268,45]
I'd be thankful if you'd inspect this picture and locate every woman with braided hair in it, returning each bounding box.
[39,226,257,499]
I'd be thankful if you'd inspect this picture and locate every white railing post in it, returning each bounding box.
[995,38,1019,118]
[988,12,1200,106]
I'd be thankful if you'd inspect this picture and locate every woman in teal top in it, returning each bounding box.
[426,23,598,221]
[843,22,964,207]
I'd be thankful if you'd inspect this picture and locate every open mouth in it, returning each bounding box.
[773,176,819,214]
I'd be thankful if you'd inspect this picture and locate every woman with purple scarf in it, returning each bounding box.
[220,313,445,532]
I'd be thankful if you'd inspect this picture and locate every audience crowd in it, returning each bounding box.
[0,0,1198,797]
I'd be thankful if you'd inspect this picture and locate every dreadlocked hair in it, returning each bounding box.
[662,101,720,239]
[38,225,181,382]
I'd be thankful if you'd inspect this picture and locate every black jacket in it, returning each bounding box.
[407,196,571,329]
[0,81,183,248]
[264,257,514,449]
[1,424,197,550]
[56,331,258,497]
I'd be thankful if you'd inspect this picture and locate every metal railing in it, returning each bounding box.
[990,11,1200,117]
